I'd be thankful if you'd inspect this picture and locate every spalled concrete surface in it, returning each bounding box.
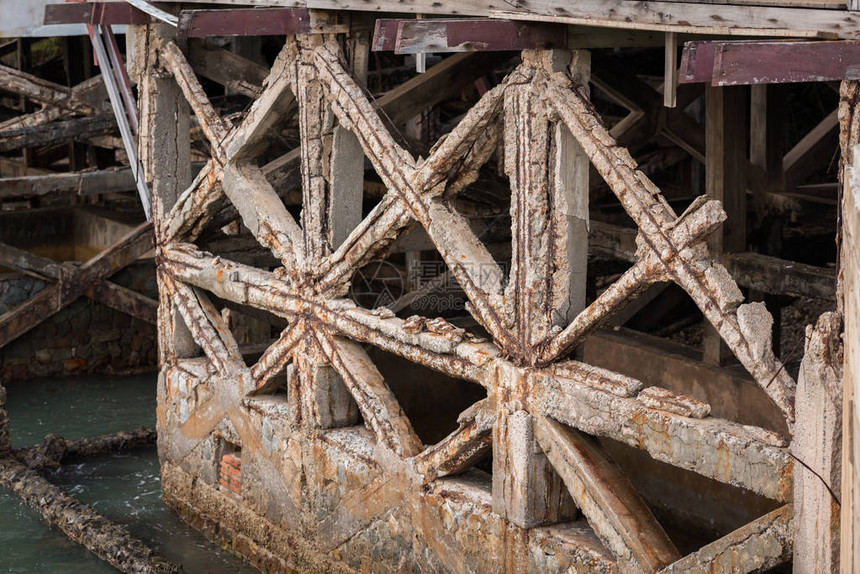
[159,363,619,573]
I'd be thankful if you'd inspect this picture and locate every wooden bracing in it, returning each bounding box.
[0,223,157,348]
[150,30,800,573]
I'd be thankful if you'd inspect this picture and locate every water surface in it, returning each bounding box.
[1,373,257,573]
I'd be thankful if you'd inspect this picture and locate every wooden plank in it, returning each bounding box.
[535,416,680,572]
[177,8,311,37]
[664,32,678,108]
[0,62,95,114]
[0,242,59,279]
[840,85,860,572]
[491,2,860,38]
[387,19,566,54]
[681,40,860,86]
[0,163,206,200]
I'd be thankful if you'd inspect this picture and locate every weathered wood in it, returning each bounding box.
[681,39,860,86]
[84,280,159,326]
[0,223,154,349]
[0,63,96,114]
[664,32,678,108]
[659,505,792,573]
[377,18,566,54]
[783,108,838,192]
[724,251,836,299]
[0,115,116,153]
[793,311,842,572]
[0,242,59,279]
[373,51,509,127]
[492,1,860,38]
[535,416,680,573]
[187,39,268,98]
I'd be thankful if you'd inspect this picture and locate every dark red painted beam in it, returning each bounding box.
[373,18,566,54]
[176,8,311,37]
[45,4,313,37]
[680,40,860,86]
[44,3,151,26]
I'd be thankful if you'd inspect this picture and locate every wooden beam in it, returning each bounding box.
[0,115,116,153]
[783,108,838,192]
[177,8,311,37]
[187,39,268,98]
[840,82,860,572]
[723,251,836,299]
[373,51,510,127]
[373,18,566,54]
[0,223,154,349]
[491,1,860,38]
[681,40,860,86]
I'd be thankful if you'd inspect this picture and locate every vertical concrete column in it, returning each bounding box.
[492,49,587,530]
[553,50,590,328]
[840,136,860,573]
[137,24,197,364]
[793,312,842,572]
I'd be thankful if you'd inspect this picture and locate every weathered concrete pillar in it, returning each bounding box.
[137,23,197,364]
[840,79,860,572]
[793,312,842,572]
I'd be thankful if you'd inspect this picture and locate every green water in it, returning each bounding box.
[1,374,258,574]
